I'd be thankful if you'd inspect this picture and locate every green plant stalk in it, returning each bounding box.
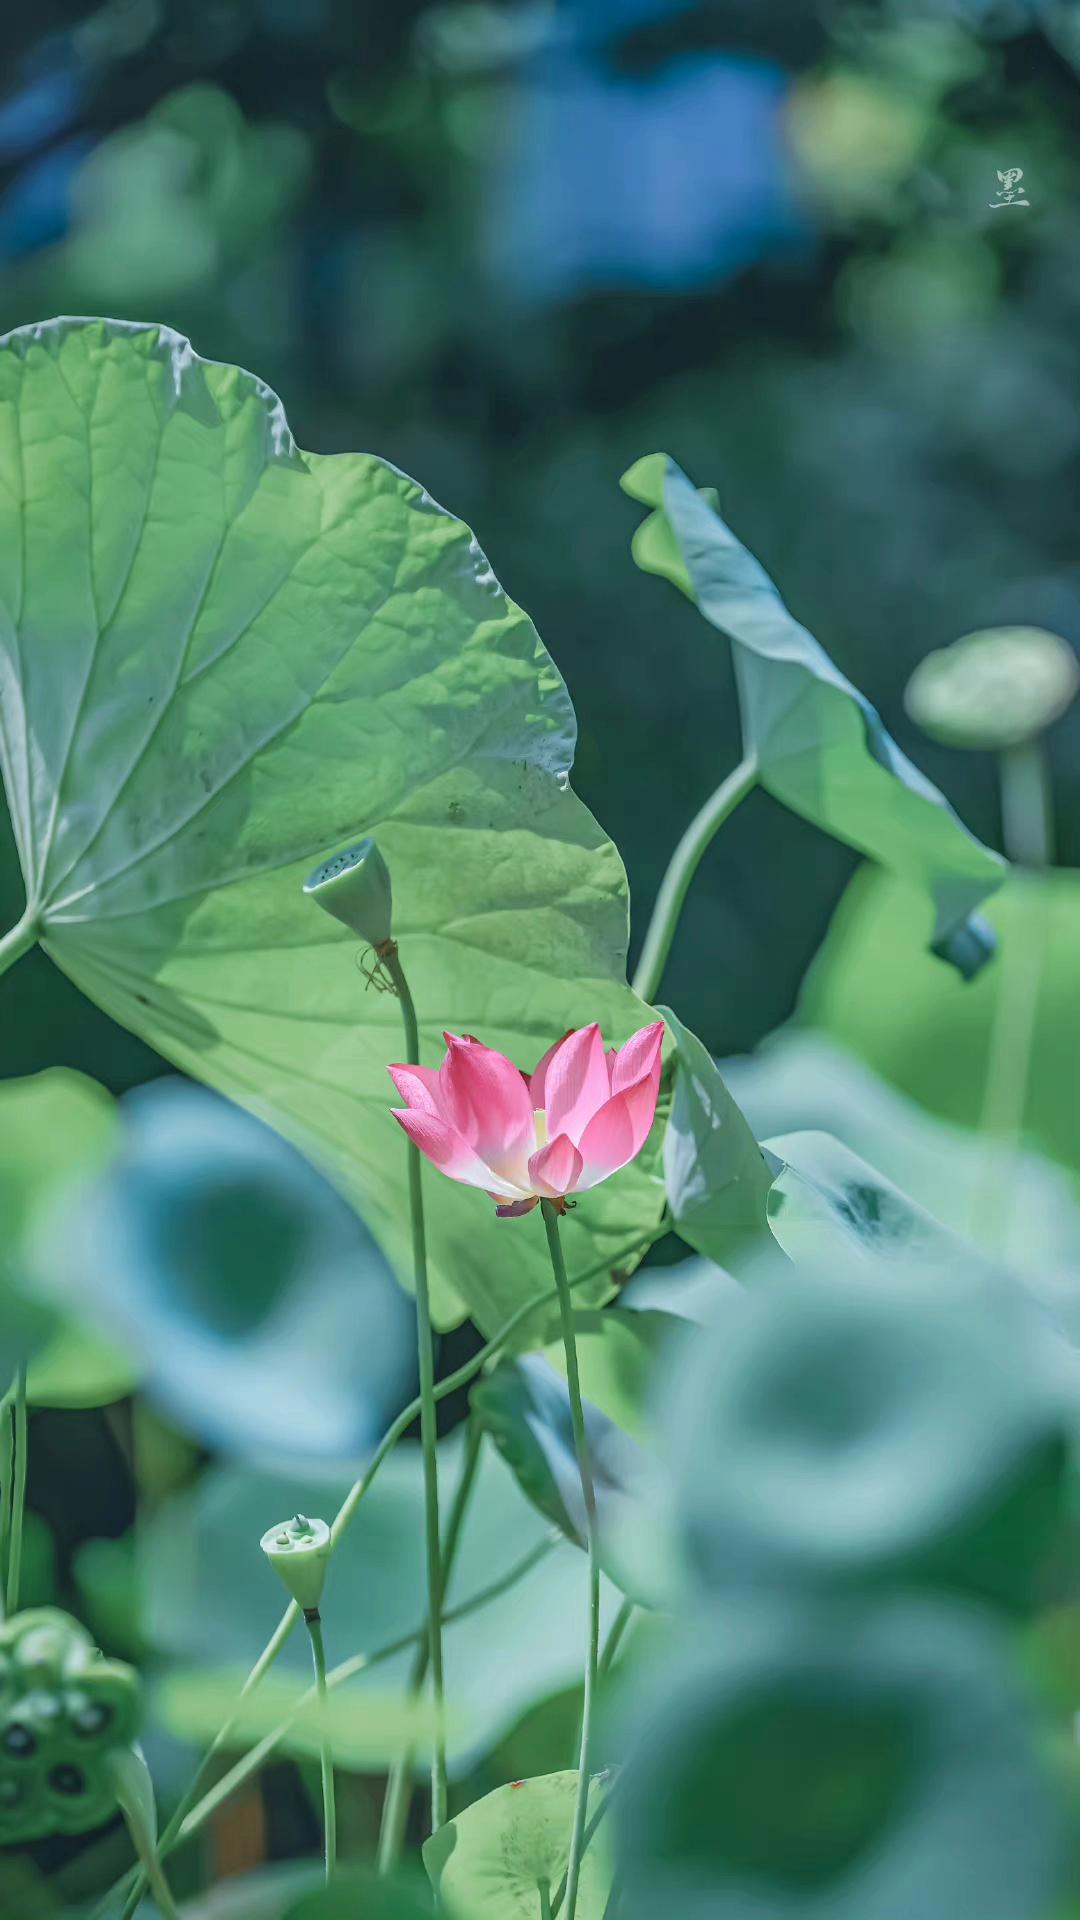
[632,754,757,1003]
[378,1420,484,1873]
[551,1774,617,1920]
[111,1763,183,1920]
[109,1230,660,1920]
[598,1597,635,1677]
[539,1880,554,1920]
[0,904,37,982]
[383,943,448,1833]
[6,1365,28,1614]
[305,1610,337,1882]
[972,739,1053,1249]
[542,1200,600,1920]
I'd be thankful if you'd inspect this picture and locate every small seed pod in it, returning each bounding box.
[905,626,1080,752]
[260,1514,333,1612]
[0,1608,140,1843]
[303,839,393,947]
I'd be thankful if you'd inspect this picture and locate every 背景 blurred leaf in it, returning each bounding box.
[764,1127,966,1270]
[0,1068,126,1394]
[541,1307,676,1441]
[144,1433,623,1769]
[621,454,1005,976]
[664,1259,1067,1615]
[800,865,1080,1179]
[615,1599,1065,1920]
[41,1079,414,1464]
[0,318,664,1338]
[472,1353,647,1575]
[281,1871,437,1920]
[424,1769,614,1920]
[660,1007,776,1266]
[156,1666,434,1770]
[726,1028,1080,1346]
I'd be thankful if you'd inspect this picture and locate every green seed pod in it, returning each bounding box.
[905,626,1079,751]
[260,1514,332,1612]
[0,1608,140,1843]
[303,839,393,946]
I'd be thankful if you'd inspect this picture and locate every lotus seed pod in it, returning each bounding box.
[0,1609,141,1843]
[260,1513,333,1611]
[303,839,393,946]
[905,626,1080,751]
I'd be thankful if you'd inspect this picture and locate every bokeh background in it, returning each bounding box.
[2,0,1079,1086]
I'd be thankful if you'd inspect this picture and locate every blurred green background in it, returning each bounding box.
[2,0,1079,1089]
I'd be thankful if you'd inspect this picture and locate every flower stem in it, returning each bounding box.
[541,1199,599,1920]
[305,1609,337,1881]
[631,755,757,1004]
[383,943,447,1834]
[378,1420,484,1873]
[6,1365,28,1614]
[599,1597,635,1676]
[0,904,37,983]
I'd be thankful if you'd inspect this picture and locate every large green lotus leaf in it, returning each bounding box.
[0,318,664,1333]
[424,1769,613,1920]
[621,454,1005,977]
[799,864,1080,1181]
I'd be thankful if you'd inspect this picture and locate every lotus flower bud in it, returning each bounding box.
[303,839,393,947]
[905,626,1079,752]
[260,1514,332,1612]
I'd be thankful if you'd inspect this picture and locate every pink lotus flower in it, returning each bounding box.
[389,1021,665,1217]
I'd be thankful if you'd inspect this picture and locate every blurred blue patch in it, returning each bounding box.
[491,45,805,297]
[48,1082,415,1466]
[0,138,89,257]
[0,48,82,162]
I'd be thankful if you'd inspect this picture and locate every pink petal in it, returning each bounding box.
[611,1021,665,1095]
[391,1108,525,1200]
[496,1196,540,1219]
[439,1034,535,1165]
[387,1063,445,1119]
[527,1133,585,1199]
[574,1073,661,1189]
[527,1030,575,1108]
[537,1023,611,1146]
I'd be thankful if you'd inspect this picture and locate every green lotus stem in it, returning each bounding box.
[0,904,37,983]
[379,1419,484,1873]
[542,1199,600,1920]
[382,943,448,1834]
[111,1760,183,1920]
[305,1610,337,1882]
[107,1231,660,1920]
[973,739,1053,1249]
[632,755,757,1003]
[539,1880,555,1920]
[6,1365,28,1614]
[110,1534,559,1897]
[551,1773,617,1919]
[599,1597,635,1676]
